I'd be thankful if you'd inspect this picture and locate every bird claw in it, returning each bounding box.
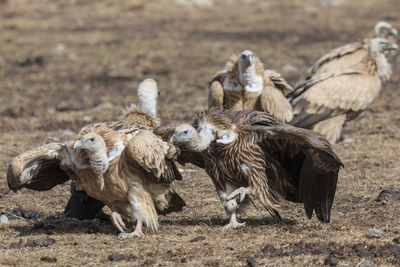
[118,230,144,239]
[222,221,246,229]
[111,212,126,233]
[227,187,251,203]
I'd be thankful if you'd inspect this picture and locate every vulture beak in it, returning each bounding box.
[390,43,399,51]
[248,55,254,65]
[73,139,83,150]
[170,132,178,143]
[391,28,398,36]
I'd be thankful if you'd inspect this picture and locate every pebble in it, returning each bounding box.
[0,214,9,224]
[324,254,339,266]
[367,227,386,238]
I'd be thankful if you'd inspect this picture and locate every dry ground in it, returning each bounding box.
[1,0,400,266]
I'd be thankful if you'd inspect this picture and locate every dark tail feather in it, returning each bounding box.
[64,183,105,220]
[157,189,186,216]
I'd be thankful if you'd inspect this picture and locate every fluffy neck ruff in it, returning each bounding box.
[191,126,215,152]
[89,148,109,175]
[238,62,257,86]
[373,52,391,81]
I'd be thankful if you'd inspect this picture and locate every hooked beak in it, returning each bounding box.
[73,140,83,150]
[248,55,254,65]
[170,132,178,143]
[390,43,399,51]
[391,28,398,36]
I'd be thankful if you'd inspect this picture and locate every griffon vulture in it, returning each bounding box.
[289,38,398,144]
[299,21,398,82]
[164,108,343,228]
[208,50,293,122]
[7,79,185,238]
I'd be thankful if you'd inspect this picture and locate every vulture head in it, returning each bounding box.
[170,124,216,152]
[368,37,398,80]
[238,50,255,72]
[73,133,109,175]
[374,21,398,38]
[137,78,159,119]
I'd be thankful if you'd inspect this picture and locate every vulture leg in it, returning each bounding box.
[311,115,347,144]
[111,212,126,233]
[118,220,144,239]
[227,187,254,203]
[223,211,246,229]
[222,199,246,229]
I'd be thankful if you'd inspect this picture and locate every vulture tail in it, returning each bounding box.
[156,189,186,215]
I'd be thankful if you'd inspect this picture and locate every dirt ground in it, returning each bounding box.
[1,0,400,266]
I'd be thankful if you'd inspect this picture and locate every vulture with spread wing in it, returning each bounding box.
[208,50,293,122]
[289,38,398,144]
[298,21,397,83]
[7,79,185,238]
[165,108,342,228]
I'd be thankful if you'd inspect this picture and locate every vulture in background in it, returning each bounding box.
[208,50,293,123]
[289,37,398,144]
[164,108,343,228]
[298,21,398,83]
[7,79,185,238]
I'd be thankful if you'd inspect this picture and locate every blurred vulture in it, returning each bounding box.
[208,50,293,122]
[7,79,185,238]
[289,38,398,144]
[162,108,343,228]
[299,21,398,82]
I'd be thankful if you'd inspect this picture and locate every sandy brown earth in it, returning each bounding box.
[1,0,400,266]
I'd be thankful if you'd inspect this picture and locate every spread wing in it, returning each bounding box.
[7,142,75,192]
[154,125,205,168]
[264,70,293,95]
[244,114,343,222]
[123,130,182,184]
[290,69,381,128]
[306,42,365,77]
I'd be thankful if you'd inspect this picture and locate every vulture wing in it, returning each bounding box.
[7,142,74,192]
[260,71,294,123]
[208,80,224,108]
[154,125,205,168]
[306,42,365,77]
[289,69,381,128]
[124,129,182,183]
[246,114,343,222]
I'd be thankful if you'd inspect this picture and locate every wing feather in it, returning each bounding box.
[7,142,74,192]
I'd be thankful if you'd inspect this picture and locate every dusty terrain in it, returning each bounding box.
[1,0,400,266]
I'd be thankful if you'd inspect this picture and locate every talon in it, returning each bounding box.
[227,187,251,202]
[223,221,246,229]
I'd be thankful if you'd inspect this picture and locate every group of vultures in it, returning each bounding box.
[7,21,397,238]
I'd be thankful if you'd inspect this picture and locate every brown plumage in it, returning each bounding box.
[289,38,398,144]
[7,79,185,238]
[299,21,398,82]
[208,50,293,122]
[166,108,342,228]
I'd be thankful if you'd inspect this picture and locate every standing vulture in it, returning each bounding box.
[7,79,185,238]
[166,108,343,228]
[299,21,398,82]
[208,50,293,123]
[289,38,398,144]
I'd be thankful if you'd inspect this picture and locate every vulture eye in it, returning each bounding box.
[381,28,388,33]
[379,42,388,48]
[88,138,95,143]
[182,130,190,136]
[241,54,247,59]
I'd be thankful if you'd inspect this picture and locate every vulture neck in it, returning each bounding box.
[373,53,391,81]
[239,63,257,87]
[138,98,157,119]
[87,148,109,175]
[191,127,214,152]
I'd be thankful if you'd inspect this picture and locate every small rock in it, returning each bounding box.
[190,236,206,242]
[324,254,339,266]
[9,240,22,249]
[367,227,386,238]
[359,263,372,267]
[246,258,257,267]
[55,43,66,57]
[0,214,9,224]
[126,253,136,261]
[40,256,57,263]
[376,189,400,202]
[25,237,56,247]
[108,253,125,261]
[16,56,44,67]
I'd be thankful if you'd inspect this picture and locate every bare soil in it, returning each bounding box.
[1,0,400,266]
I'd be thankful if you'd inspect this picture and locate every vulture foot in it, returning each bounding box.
[111,212,126,233]
[223,213,246,229]
[227,187,253,203]
[118,220,143,239]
